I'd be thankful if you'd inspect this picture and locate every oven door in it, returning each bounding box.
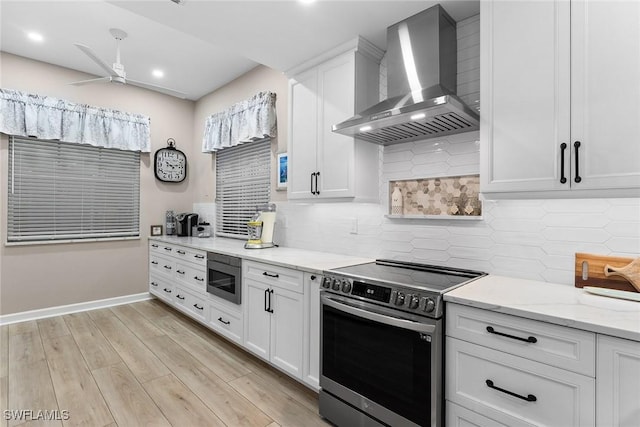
[207,260,241,304]
[320,292,442,427]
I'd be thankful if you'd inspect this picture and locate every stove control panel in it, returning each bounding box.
[322,275,439,316]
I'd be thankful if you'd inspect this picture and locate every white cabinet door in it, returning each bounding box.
[570,0,640,190]
[243,280,271,361]
[288,68,319,199]
[316,52,356,199]
[303,273,321,390]
[480,0,571,193]
[270,286,304,379]
[597,335,640,427]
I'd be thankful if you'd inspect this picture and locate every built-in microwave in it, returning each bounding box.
[206,252,241,304]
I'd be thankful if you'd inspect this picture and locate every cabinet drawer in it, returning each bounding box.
[149,276,175,304]
[207,302,243,345]
[446,303,595,376]
[173,245,207,266]
[446,337,595,427]
[175,262,207,293]
[150,254,175,278]
[174,286,207,323]
[243,260,303,293]
[149,241,163,254]
[446,401,510,427]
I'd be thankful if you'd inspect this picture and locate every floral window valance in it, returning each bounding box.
[0,88,151,152]
[202,91,277,152]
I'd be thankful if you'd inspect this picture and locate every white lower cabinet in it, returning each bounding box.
[302,273,321,390]
[446,401,510,427]
[596,335,640,427]
[446,303,596,426]
[207,299,243,345]
[174,285,207,323]
[243,260,304,379]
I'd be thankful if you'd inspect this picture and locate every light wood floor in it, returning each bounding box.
[0,299,328,427]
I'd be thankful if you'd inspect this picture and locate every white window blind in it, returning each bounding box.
[7,136,140,243]
[216,139,270,239]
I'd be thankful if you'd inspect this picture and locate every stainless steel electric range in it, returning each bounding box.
[319,259,486,427]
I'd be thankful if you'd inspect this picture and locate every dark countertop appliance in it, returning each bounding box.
[176,213,198,236]
[319,259,486,427]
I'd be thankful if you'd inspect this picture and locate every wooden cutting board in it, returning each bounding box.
[575,253,640,293]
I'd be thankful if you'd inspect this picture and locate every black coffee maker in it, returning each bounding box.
[176,213,199,236]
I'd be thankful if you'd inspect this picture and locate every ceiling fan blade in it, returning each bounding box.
[73,43,118,77]
[126,78,188,99]
[69,76,112,86]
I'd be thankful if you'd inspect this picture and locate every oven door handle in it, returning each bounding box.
[321,294,436,334]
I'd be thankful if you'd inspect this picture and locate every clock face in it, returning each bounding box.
[154,148,187,182]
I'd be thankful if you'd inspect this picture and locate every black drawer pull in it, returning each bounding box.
[151,261,158,265]
[310,172,316,195]
[177,250,186,255]
[486,379,536,402]
[194,276,204,282]
[574,141,582,183]
[150,282,158,287]
[177,270,185,275]
[164,265,172,270]
[164,247,172,251]
[194,254,205,259]
[263,272,279,278]
[151,244,159,248]
[176,294,185,300]
[218,317,230,325]
[163,288,172,293]
[486,326,537,343]
[193,304,204,311]
[559,143,567,184]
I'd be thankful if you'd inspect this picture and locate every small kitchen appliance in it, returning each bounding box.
[192,222,211,238]
[176,212,198,236]
[244,204,276,249]
[320,260,485,427]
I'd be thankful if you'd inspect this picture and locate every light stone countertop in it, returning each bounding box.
[149,236,373,274]
[444,275,640,342]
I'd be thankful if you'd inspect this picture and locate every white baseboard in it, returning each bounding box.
[0,292,153,326]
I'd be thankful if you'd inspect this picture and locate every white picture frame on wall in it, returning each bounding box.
[277,152,288,190]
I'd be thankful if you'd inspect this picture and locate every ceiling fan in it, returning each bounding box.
[70,28,187,99]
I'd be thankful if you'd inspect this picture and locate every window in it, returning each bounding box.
[216,139,271,238]
[7,136,140,243]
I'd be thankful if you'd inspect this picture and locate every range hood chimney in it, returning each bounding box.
[333,5,479,145]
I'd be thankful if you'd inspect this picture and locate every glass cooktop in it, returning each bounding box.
[327,259,485,293]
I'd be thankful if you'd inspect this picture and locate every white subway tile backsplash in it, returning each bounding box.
[542,227,611,243]
[605,237,640,253]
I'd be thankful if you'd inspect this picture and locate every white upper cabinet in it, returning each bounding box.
[481,0,640,196]
[287,38,382,201]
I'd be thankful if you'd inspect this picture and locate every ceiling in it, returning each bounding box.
[0,0,479,101]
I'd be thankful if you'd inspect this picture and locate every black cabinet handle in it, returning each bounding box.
[151,261,158,265]
[164,247,172,251]
[264,288,269,312]
[164,265,172,270]
[194,254,205,259]
[194,276,204,282]
[193,304,204,310]
[486,326,537,343]
[560,143,567,184]
[573,141,582,183]
[151,282,158,287]
[315,171,320,195]
[311,172,317,195]
[218,317,231,325]
[263,271,279,278]
[177,270,185,275]
[163,288,172,293]
[176,294,185,300]
[310,275,317,280]
[486,380,536,402]
[177,250,186,255]
[267,289,274,313]
[151,244,159,248]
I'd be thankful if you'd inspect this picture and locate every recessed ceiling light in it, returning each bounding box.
[359,126,372,132]
[27,32,44,43]
[299,0,316,4]
[152,69,164,78]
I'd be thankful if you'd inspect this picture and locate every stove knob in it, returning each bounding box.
[396,292,405,306]
[341,280,352,293]
[423,297,435,313]
[409,294,420,309]
[332,278,341,291]
[322,277,332,289]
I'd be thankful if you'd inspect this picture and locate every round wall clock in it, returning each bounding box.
[154,138,187,183]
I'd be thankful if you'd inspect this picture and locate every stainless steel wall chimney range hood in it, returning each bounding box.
[333,5,479,145]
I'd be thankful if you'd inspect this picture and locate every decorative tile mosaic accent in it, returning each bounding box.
[389,175,481,217]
